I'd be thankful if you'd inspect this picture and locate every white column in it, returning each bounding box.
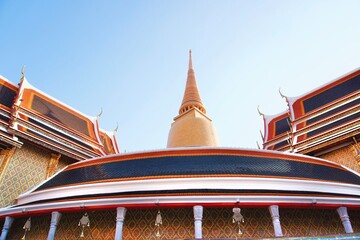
[47,211,62,240]
[193,205,203,239]
[337,207,353,233]
[114,207,127,240]
[0,216,14,240]
[268,205,283,237]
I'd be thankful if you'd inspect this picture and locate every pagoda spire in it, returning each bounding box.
[167,50,219,148]
[188,49,194,70]
[179,50,206,114]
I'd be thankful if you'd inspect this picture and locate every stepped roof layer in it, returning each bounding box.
[261,111,291,151]
[0,73,119,158]
[261,68,360,155]
[1,147,360,218]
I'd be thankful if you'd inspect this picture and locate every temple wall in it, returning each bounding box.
[281,208,344,237]
[319,144,360,174]
[203,208,274,238]
[7,215,50,239]
[56,211,116,239]
[349,209,360,233]
[0,143,51,207]
[123,208,194,239]
[4,208,358,239]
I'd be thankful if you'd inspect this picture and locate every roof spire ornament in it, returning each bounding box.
[279,88,287,99]
[114,122,119,133]
[97,108,103,119]
[257,105,264,117]
[21,65,26,79]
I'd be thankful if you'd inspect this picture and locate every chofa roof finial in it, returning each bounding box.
[113,122,119,133]
[21,64,26,78]
[257,105,264,117]
[97,108,103,119]
[279,88,287,99]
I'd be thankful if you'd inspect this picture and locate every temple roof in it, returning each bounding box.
[0,76,22,148]
[261,111,291,151]
[1,147,360,218]
[261,67,360,155]
[0,72,119,159]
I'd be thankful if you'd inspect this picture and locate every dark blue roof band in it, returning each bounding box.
[35,154,360,191]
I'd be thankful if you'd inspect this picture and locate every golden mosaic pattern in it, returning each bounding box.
[45,153,61,178]
[0,150,5,169]
[281,208,344,237]
[56,210,116,240]
[55,156,76,173]
[7,215,50,240]
[0,148,15,180]
[204,208,274,239]
[123,208,194,240]
[0,143,51,207]
[320,144,359,173]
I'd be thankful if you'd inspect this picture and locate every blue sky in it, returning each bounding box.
[1,1,360,152]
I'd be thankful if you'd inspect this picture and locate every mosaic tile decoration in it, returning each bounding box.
[0,150,6,170]
[206,208,274,239]
[320,144,359,174]
[0,147,15,181]
[45,153,61,178]
[281,208,344,237]
[56,210,116,240]
[123,208,194,240]
[55,156,76,173]
[348,209,360,233]
[0,143,51,207]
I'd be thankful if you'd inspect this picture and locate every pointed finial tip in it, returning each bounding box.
[188,49,193,70]
[257,105,264,117]
[114,122,119,133]
[21,64,26,77]
[279,88,287,98]
[97,108,103,118]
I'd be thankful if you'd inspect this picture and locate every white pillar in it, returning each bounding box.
[193,205,203,239]
[0,216,14,240]
[268,205,283,237]
[47,211,62,240]
[114,207,127,240]
[337,207,353,233]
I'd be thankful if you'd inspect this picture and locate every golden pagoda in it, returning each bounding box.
[167,50,218,148]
